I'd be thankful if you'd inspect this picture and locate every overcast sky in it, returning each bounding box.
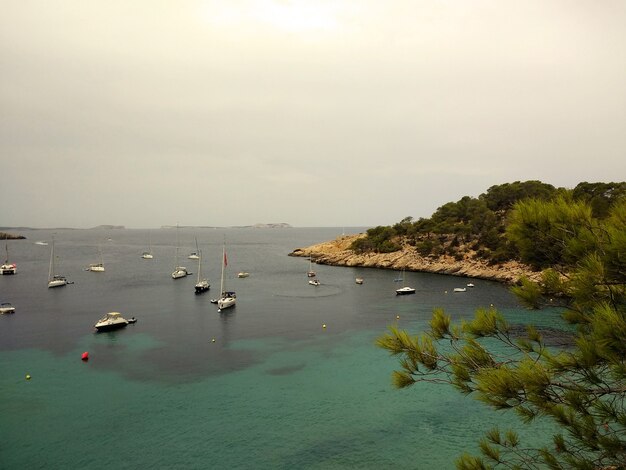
[2,1,625,228]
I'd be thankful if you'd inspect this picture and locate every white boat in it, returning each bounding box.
[142,233,154,259]
[453,287,467,293]
[237,272,249,278]
[217,241,236,311]
[0,302,15,314]
[395,286,416,295]
[188,237,200,260]
[87,244,105,272]
[309,279,321,286]
[395,269,415,295]
[307,256,316,277]
[467,283,475,288]
[195,249,210,294]
[355,277,364,285]
[94,311,130,332]
[1,243,17,275]
[172,224,190,279]
[48,238,69,288]
[35,241,48,246]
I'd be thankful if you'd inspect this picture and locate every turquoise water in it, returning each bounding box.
[0,228,562,468]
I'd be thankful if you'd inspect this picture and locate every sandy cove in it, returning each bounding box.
[289,234,541,284]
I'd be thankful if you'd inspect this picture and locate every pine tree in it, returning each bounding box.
[377,198,626,469]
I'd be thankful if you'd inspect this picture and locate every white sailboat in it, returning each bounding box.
[307,256,316,277]
[172,224,189,279]
[1,242,17,275]
[217,242,236,311]
[188,237,200,260]
[48,237,69,288]
[87,244,105,272]
[195,249,210,294]
[142,232,153,259]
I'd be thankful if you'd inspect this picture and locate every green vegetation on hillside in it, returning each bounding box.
[378,192,626,468]
[351,181,626,266]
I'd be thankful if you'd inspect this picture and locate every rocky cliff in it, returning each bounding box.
[289,234,541,284]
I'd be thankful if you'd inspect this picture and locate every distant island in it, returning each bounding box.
[90,225,125,230]
[161,223,292,229]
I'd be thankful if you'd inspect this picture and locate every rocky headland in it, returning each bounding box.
[289,234,541,284]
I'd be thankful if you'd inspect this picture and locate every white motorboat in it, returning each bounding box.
[94,311,130,332]
[395,286,416,295]
[216,241,236,311]
[309,279,321,286]
[195,249,210,294]
[1,243,17,275]
[48,238,69,288]
[395,269,415,295]
[355,277,364,285]
[0,302,15,314]
[237,272,249,278]
[466,283,475,288]
[453,287,467,292]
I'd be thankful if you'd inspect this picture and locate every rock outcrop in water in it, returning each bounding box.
[0,231,26,240]
[289,234,541,284]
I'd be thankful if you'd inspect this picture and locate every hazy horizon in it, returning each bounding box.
[2,1,625,229]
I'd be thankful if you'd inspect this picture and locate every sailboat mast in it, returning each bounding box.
[175,224,179,267]
[220,243,225,294]
[48,238,55,281]
[197,249,202,283]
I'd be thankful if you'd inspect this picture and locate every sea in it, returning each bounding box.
[0,227,563,469]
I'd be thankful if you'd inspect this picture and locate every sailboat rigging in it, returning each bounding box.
[48,237,70,288]
[216,241,236,311]
[194,249,210,294]
[87,244,105,272]
[1,242,17,275]
[172,224,189,279]
[142,232,153,259]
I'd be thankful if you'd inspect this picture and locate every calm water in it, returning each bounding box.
[0,228,561,469]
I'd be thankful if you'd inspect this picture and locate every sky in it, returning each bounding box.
[1,0,625,229]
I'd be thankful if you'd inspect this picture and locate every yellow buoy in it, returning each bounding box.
[25,374,31,380]
[322,324,326,329]
[396,315,400,319]
[211,338,216,343]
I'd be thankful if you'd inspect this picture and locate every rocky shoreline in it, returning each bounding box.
[289,234,541,285]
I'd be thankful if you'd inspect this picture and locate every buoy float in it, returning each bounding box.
[444,290,448,294]
[322,324,326,329]
[25,374,31,380]
[396,315,400,319]
[211,338,216,343]
[81,352,89,361]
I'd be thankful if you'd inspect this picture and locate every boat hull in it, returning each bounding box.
[48,278,68,288]
[0,305,15,314]
[395,288,415,295]
[95,321,128,332]
[195,281,210,293]
[1,264,17,275]
[172,268,189,279]
[217,297,236,310]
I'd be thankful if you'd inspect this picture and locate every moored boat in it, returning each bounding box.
[1,243,16,275]
[0,302,16,314]
[216,240,236,311]
[94,312,130,332]
[355,277,364,285]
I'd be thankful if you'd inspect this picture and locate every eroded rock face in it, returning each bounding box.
[289,234,541,284]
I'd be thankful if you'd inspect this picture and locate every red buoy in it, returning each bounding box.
[81,352,89,361]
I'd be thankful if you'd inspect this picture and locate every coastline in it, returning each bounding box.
[289,234,541,284]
